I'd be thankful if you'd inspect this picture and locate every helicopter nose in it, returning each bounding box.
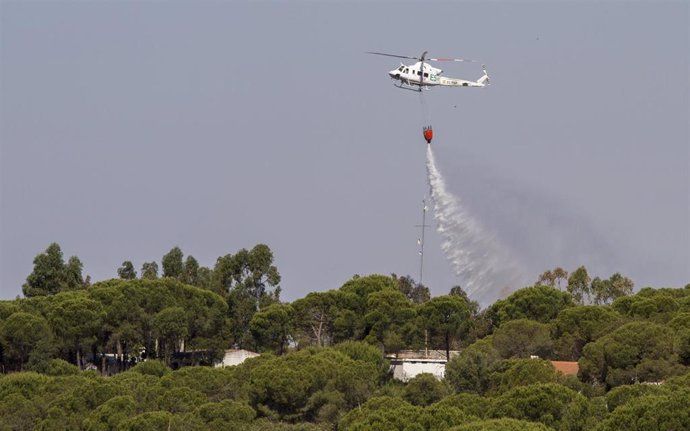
[389,71,397,79]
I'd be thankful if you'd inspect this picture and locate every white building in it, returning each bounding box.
[214,349,260,368]
[386,350,459,382]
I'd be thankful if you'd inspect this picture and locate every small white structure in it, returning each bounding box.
[387,350,458,382]
[215,349,260,368]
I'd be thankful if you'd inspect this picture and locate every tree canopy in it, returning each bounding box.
[2,245,689,431]
[22,243,85,297]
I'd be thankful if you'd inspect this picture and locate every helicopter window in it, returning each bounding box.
[423,72,429,78]
[404,68,409,73]
[398,66,404,71]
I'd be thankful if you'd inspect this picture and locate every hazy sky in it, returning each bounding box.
[1,1,688,304]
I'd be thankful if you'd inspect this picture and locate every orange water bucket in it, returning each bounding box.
[423,126,433,144]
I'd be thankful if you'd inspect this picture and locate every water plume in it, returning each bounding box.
[426,145,526,304]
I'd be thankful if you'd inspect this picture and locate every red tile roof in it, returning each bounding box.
[551,361,579,376]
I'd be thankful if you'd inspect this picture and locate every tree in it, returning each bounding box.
[419,295,471,360]
[394,274,430,304]
[595,390,690,431]
[245,348,379,422]
[152,307,188,364]
[183,255,200,286]
[450,418,553,431]
[213,244,281,303]
[64,256,84,289]
[552,305,623,360]
[678,328,690,366]
[0,312,52,370]
[604,384,669,413]
[535,267,568,289]
[141,261,159,279]
[450,285,480,316]
[487,285,573,327]
[22,243,83,297]
[0,301,19,320]
[612,287,682,320]
[338,396,423,431]
[248,420,331,431]
[162,246,184,280]
[250,360,315,418]
[89,282,148,372]
[591,272,634,305]
[159,366,236,399]
[445,338,501,394]
[118,261,137,279]
[249,303,294,354]
[419,404,471,430]
[489,383,598,431]
[293,291,338,347]
[403,373,449,406]
[226,287,264,348]
[174,287,230,362]
[578,321,682,388]
[157,386,207,414]
[23,243,65,297]
[0,372,50,404]
[47,293,104,368]
[328,275,400,343]
[0,393,43,431]
[492,319,552,359]
[194,400,256,429]
[129,359,171,377]
[82,395,137,431]
[243,244,282,302]
[567,266,591,304]
[196,266,214,290]
[212,245,282,346]
[117,411,198,431]
[333,341,390,383]
[434,392,492,419]
[30,358,80,376]
[487,359,559,395]
[364,289,416,349]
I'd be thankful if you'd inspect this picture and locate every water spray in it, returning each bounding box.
[425,145,525,303]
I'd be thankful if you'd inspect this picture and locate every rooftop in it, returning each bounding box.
[551,361,579,376]
[385,350,459,361]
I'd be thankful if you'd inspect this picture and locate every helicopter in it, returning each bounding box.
[366,51,490,92]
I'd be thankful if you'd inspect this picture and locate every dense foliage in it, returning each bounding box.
[1,245,689,430]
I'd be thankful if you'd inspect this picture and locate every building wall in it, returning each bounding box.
[215,349,260,368]
[391,360,446,382]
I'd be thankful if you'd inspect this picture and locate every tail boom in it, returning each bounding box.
[439,66,489,87]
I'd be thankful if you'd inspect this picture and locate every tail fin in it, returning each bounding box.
[477,64,490,85]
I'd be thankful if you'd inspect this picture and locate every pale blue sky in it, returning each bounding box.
[1,1,688,303]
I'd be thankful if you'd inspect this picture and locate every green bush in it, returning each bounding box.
[129,360,171,378]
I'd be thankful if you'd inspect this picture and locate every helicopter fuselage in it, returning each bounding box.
[388,61,487,89]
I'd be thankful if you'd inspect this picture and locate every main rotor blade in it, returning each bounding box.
[427,57,478,63]
[365,51,420,60]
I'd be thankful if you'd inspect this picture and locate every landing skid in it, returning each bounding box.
[393,82,429,92]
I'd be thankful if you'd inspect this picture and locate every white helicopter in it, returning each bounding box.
[366,51,490,91]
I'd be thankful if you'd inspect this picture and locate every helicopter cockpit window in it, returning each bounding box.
[398,66,404,71]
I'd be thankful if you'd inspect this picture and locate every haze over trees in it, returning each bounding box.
[1,242,689,430]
